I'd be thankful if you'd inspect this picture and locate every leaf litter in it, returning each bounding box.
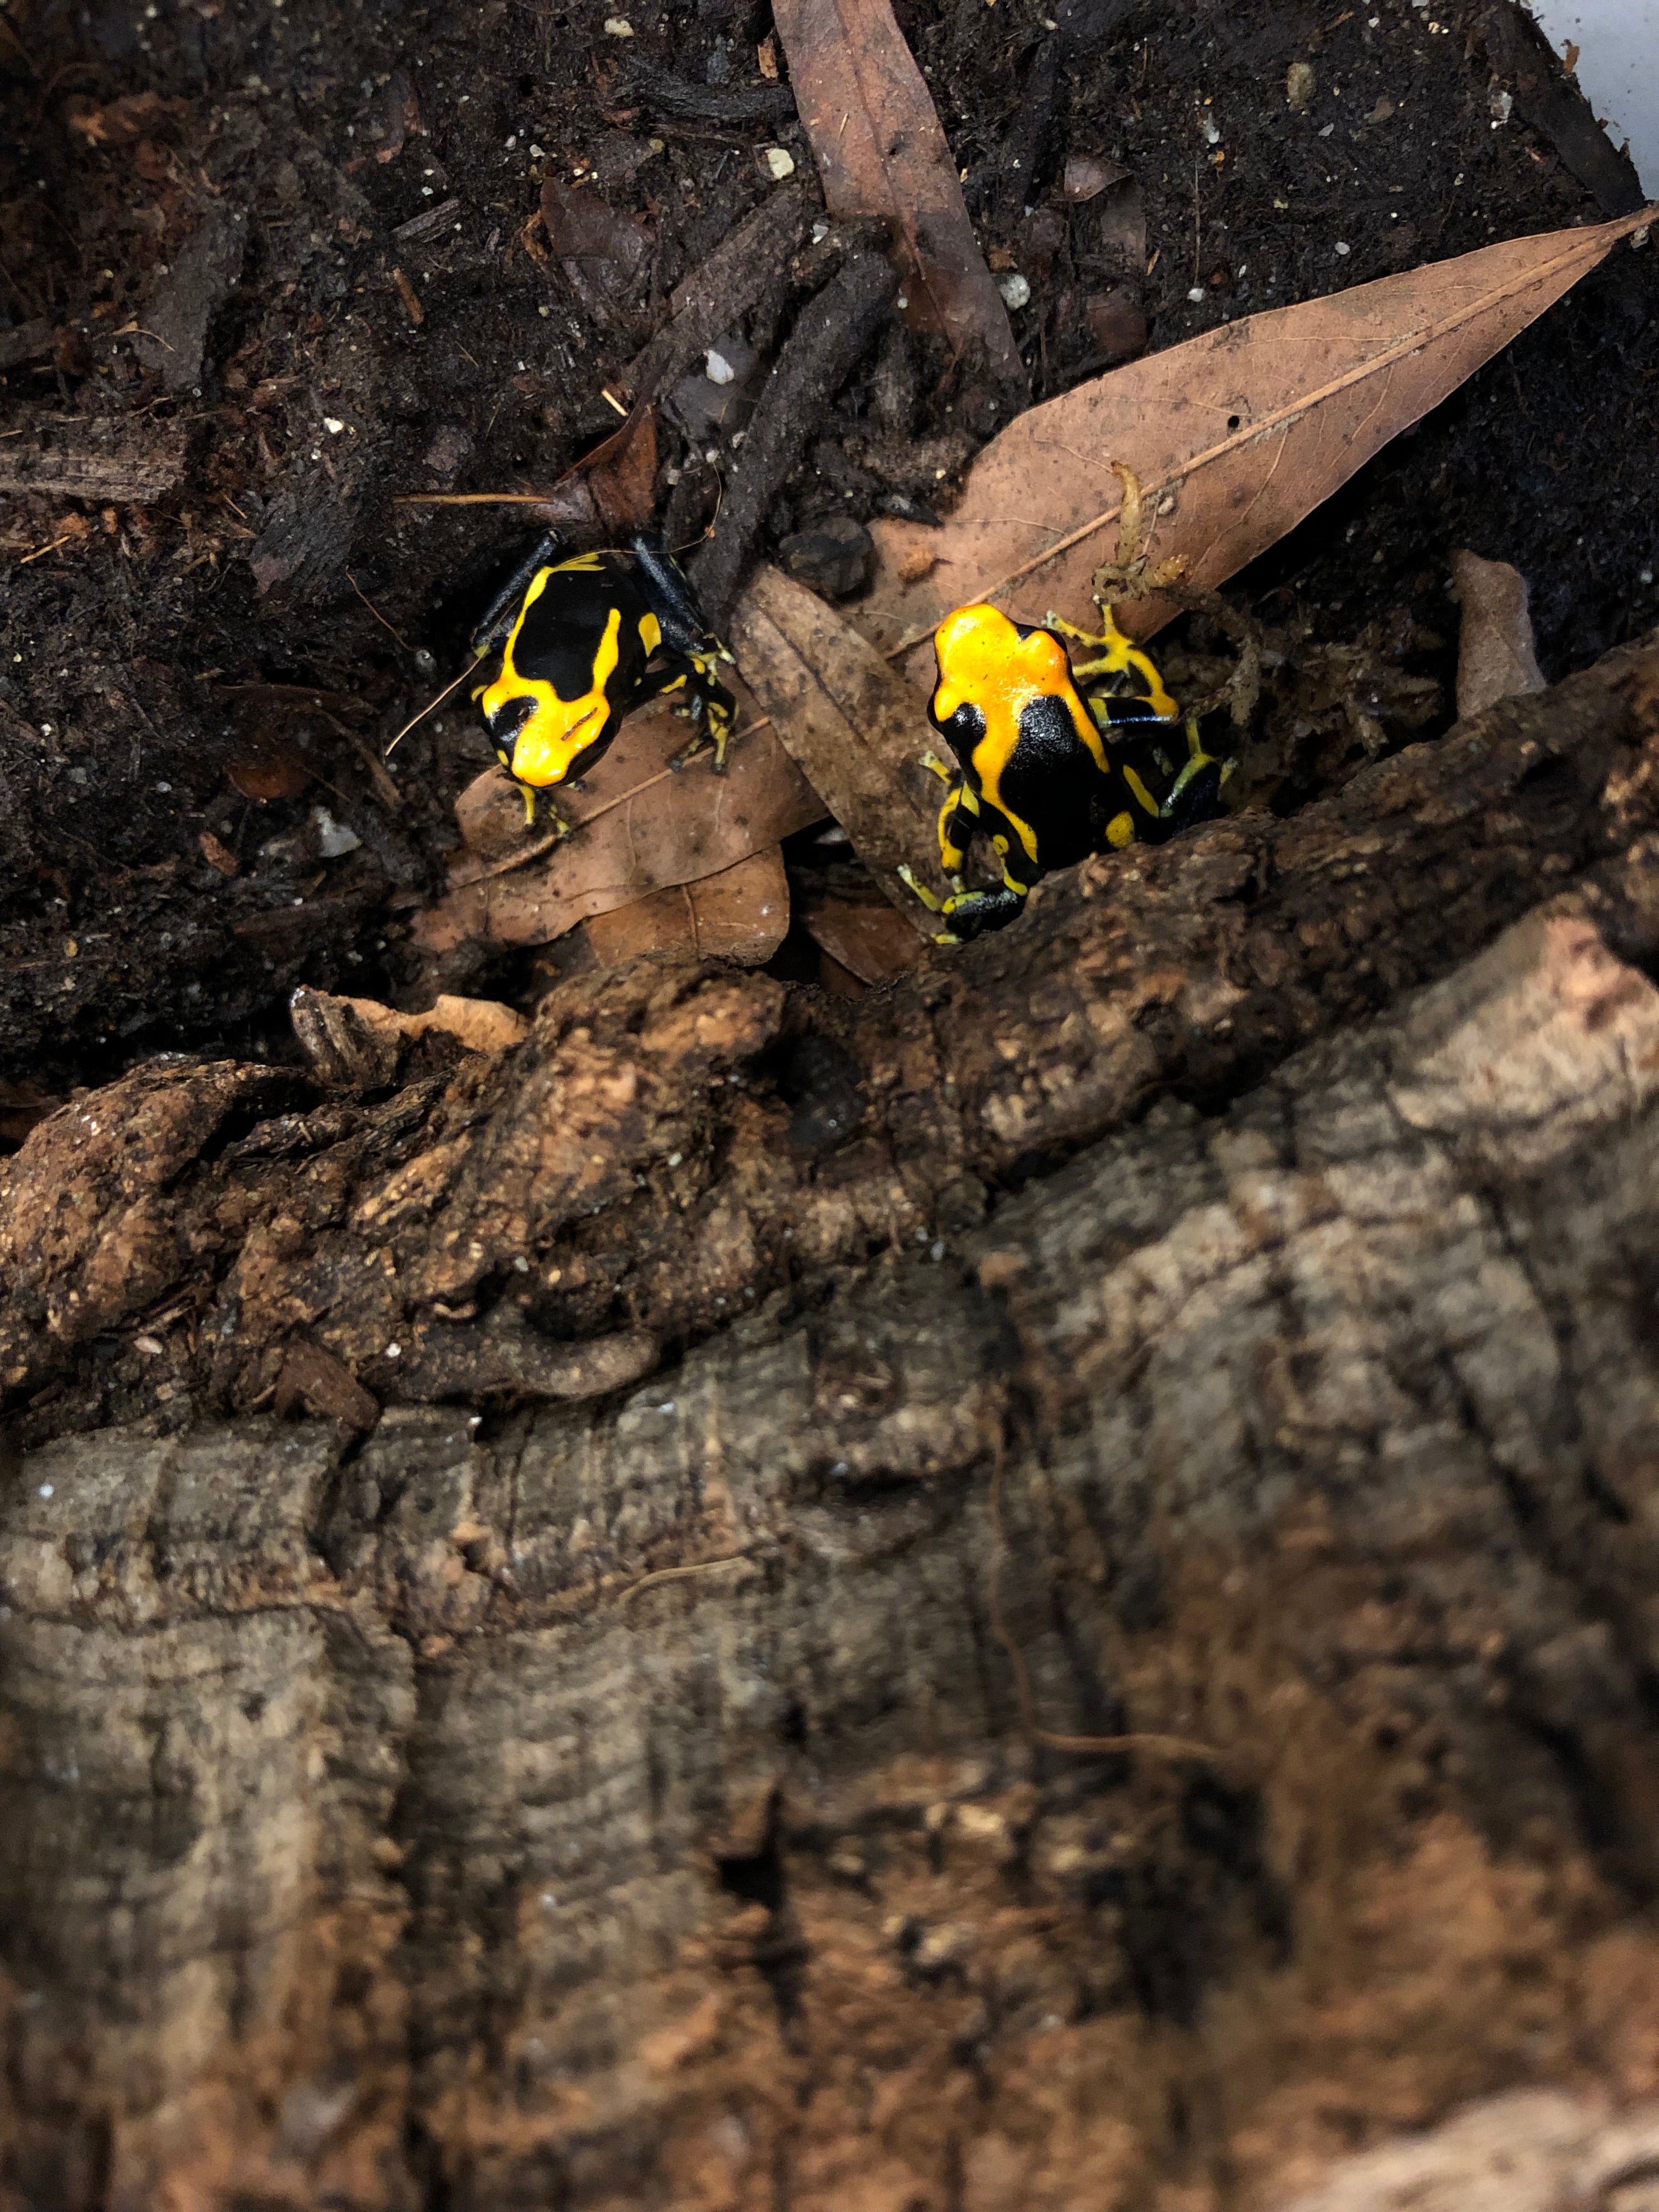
[404,0,1651,999]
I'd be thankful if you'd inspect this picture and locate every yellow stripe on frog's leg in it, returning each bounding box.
[936,782,977,876]
[1049,604,1179,720]
[1122,765,1163,821]
[1105,810,1137,848]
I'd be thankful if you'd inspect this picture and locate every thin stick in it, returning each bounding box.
[19,531,77,566]
[616,1552,753,1607]
[385,657,480,756]
[394,492,561,508]
[347,571,416,654]
[986,1429,1221,1764]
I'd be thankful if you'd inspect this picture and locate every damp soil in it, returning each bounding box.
[1,0,1655,1131]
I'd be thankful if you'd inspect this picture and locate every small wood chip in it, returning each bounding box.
[0,420,188,505]
[391,266,425,325]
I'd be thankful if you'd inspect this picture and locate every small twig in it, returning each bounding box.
[19,530,77,565]
[385,657,481,755]
[616,1552,754,1607]
[347,570,415,654]
[394,491,562,508]
[986,1428,1222,1765]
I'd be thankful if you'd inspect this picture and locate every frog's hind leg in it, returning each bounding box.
[654,652,738,772]
[1047,605,1179,721]
[1159,716,1231,834]
[936,778,979,883]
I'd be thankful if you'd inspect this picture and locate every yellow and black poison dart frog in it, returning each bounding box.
[470,532,736,832]
[899,602,1232,941]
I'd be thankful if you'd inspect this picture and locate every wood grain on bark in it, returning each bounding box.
[5,641,1659,2210]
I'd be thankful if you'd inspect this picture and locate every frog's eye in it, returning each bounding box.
[486,693,534,741]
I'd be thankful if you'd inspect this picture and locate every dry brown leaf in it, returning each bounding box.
[1451,548,1546,719]
[586,846,790,967]
[1063,154,1131,204]
[540,177,651,302]
[800,893,923,986]
[198,829,240,877]
[273,1340,380,1431]
[225,735,312,802]
[397,401,658,539]
[857,210,1655,684]
[414,697,822,953]
[727,563,952,934]
[771,0,1022,383]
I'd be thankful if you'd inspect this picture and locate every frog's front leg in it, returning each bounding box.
[470,528,562,657]
[515,782,573,837]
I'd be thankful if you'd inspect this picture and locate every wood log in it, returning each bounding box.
[4,640,1659,2209]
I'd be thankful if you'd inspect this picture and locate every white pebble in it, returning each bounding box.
[996,270,1031,309]
[704,348,736,385]
[1334,240,1351,255]
[324,416,346,435]
[311,806,361,858]
[760,146,795,179]
[37,1483,54,1499]
[1187,285,1205,302]
[603,15,634,32]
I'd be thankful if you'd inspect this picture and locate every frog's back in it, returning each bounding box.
[997,693,1120,870]
[510,550,643,697]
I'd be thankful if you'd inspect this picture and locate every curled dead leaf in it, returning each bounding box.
[397,402,659,540]
[1063,153,1131,204]
[540,177,651,300]
[801,892,923,986]
[727,562,951,935]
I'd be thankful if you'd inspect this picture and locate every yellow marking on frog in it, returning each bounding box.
[1105,810,1136,848]
[482,578,624,791]
[552,551,606,573]
[933,604,1107,862]
[1048,606,1179,721]
[639,611,662,656]
[1122,764,1161,819]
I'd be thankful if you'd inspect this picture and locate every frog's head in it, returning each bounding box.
[932,604,1074,746]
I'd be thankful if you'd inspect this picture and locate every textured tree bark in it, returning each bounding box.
[4,641,1659,2211]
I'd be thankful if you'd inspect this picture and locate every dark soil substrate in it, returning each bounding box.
[2,0,1655,1120]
